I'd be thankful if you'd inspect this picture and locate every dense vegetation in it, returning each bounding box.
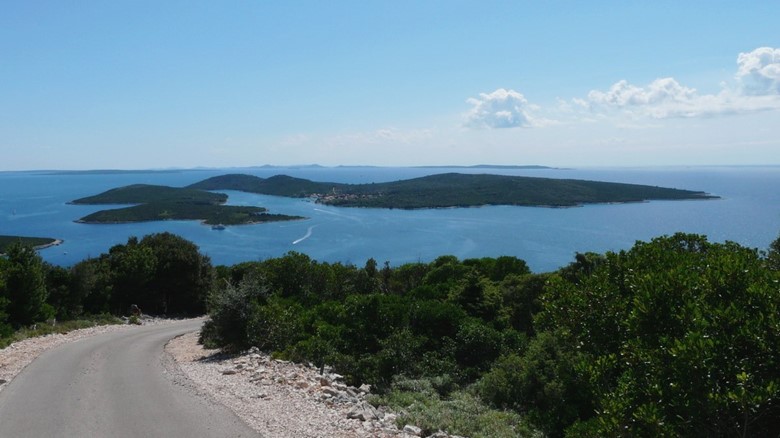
[201,234,780,437]
[3,231,779,437]
[77,202,302,226]
[71,183,304,225]
[0,232,211,344]
[0,235,57,254]
[70,184,228,205]
[189,172,717,209]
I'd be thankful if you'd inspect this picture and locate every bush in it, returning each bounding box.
[477,331,593,438]
[371,378,542,438]
[200,273,268,350]
[247,295,305,352]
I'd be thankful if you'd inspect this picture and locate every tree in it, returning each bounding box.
[139,233,212,314]
[539,233,780,436]
[0,243,53,327]
[107,239,157,314]
[766,233,780,271]
[0,257,12,337]
[44,263,79,319]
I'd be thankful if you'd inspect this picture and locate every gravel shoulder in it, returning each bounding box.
[166,331,412,438]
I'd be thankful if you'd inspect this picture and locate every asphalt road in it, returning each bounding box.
[0,319,258,437]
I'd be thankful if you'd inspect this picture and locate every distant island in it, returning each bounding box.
[413,164,557,170]
[0,235,61,254]
[70,184,304,225]
[188,173,718,209]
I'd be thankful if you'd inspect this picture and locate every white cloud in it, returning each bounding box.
[464,88,536,128]
[580,48,780,119]
[587,78,697,108]
[736,47,780,96]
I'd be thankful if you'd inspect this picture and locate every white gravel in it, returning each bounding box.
[166,331,418,438]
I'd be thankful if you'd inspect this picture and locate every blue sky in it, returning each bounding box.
[1,1,779,170]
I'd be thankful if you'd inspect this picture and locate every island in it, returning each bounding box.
[0,235,61,254]
[70,184,304,225]
[187,173,718,209]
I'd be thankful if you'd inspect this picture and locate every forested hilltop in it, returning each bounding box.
[2,232,779,436]
[70,184,304,225]
[0,235,59,254]
[188,173,717,209]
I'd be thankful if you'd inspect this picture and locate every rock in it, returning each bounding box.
[403,424,423,436]
[347,401,380,421]
[322,386,342,397]
[319,376,331,386]
[221,369,238,375]
[330,373,344,382]
[382,413,398,425]
[0,379,7,385]
[358,383,371,393]
[427,431,448,438]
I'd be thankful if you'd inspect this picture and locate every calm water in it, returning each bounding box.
[1,166,778,273]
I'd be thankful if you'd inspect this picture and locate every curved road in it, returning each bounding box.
[0,319,257,437]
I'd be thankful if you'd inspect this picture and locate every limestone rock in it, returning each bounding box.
[403,424,423,436]
[347,401,380,422]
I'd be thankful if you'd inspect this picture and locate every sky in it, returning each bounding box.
[1,1,779,170]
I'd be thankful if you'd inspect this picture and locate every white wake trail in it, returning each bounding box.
[292,225,317,245]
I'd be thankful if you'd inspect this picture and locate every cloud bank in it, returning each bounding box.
[581,47,780,119]
[467,47,780,128]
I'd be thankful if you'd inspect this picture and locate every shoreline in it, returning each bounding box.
[34,239,63,251]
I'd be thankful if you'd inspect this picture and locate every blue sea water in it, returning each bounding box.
[1,166,778,273]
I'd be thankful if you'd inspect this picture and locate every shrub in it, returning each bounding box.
[371,378,542,438]
[200,272,268,350]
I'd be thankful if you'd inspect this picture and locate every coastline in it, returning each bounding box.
[34,239,63,251]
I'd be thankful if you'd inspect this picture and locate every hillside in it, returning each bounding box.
[0,235,59,254]
[70,184,303,225]
[188,172,718,209]
[70,184,227,205]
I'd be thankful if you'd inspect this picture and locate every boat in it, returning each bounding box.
[211,224,226,230]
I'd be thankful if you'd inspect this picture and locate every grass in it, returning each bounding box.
[0,314,124,349]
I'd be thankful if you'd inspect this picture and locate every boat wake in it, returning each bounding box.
[293,225,317,245]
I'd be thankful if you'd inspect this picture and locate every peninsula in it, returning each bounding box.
[188,173,718,209]
[70,184,304,225]
[0,235,61,254]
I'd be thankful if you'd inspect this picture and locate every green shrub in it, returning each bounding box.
[371,379,541,438]
[200,273,268,350]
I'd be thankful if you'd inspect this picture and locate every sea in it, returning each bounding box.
[1,166,778,273]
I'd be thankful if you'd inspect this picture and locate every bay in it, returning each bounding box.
[1,166,778,273]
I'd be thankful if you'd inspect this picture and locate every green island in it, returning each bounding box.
[188,172,717,209]
[0,235,60,254]
[70,184,304,225]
